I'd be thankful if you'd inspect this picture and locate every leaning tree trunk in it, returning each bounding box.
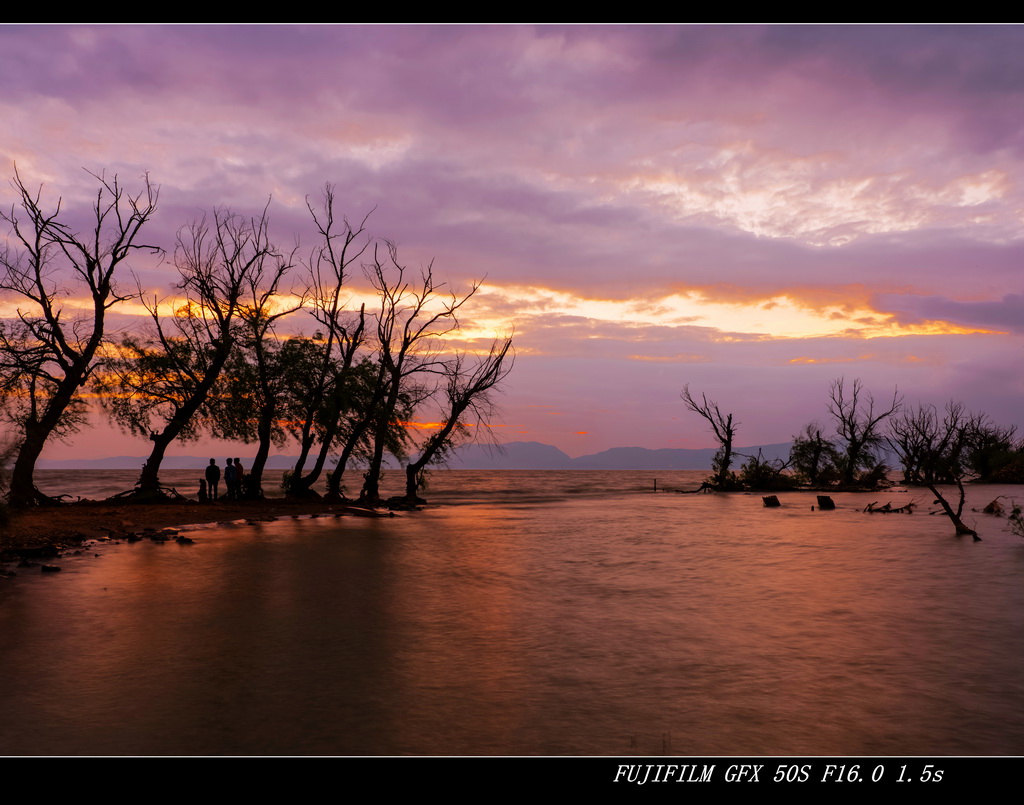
[288,409,340,498]
[245,360,279,499]
[137,434,172,497]
[245,412,274,499]
[927,482,979,538]
[8,424,50,507]
[7,377,82,507]
[326,416,373,501]
[403,430,455,504]
[359,383,402,507]
[136,358,227,498]
[360,442,385,506]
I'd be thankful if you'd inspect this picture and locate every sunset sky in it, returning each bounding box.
[2,24,1023,461]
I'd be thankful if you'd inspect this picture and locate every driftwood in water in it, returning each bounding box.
[816,495,836,510]
[863,500,917,514]
[762,495,781,508]
[677,481,716,494]
[978,497,1008,516]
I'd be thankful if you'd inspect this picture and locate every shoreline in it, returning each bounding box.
[0,496,391,566]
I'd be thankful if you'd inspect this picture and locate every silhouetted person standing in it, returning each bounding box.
[233,458,246,499]
[224,458,237,501]
[205,458,220,500]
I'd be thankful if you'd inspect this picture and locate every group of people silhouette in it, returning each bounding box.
[201,458,247,502]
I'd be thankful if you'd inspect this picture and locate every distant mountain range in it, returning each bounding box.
[447,441,792,469]
[38,441,793,471]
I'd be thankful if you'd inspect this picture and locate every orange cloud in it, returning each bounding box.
[789,352,939,366]
[788,354,877,364]
[627,353,709,363]
[676,282,884,312]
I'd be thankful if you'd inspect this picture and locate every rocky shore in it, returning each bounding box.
[0,497,390,575]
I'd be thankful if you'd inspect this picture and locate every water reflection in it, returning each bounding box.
[3,471,1024,755]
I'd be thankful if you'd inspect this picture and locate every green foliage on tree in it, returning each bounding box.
[2,175,514,507]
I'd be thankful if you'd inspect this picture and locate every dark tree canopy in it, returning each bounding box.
[788,422,842,487]
[1,172,517,508]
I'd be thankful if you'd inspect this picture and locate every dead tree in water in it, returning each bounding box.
[864,500,917,514]
[681,386,738,489]
[827,378,900,487]
[887,401,980,538]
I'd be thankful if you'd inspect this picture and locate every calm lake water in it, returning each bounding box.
[2,469,1024,756]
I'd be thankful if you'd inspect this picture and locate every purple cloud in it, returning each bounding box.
[2,25,1023,458]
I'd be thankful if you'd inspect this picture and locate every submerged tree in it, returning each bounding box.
[967,422,1022,483]
[738,448,794,491]
[887,400,980,538]
[0,169,159,507]
[827,377,901,487]
[681,385,739,490]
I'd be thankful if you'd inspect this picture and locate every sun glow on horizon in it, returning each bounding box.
[474,284,996,343]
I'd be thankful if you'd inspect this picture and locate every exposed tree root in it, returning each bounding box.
[106,484,191,504]
[5,486,77,508]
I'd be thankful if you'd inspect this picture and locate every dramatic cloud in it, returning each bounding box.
[1,24,1021,458]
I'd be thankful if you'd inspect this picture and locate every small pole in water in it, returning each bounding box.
[654,478,657,492]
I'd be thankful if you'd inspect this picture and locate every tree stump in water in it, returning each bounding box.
[762,495,781,508]
[816,495,836,510]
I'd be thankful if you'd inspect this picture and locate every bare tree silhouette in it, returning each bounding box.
[681,385,739,489]
[0,168,159,506]
[403,336,514,503]
[827,377,900,487]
